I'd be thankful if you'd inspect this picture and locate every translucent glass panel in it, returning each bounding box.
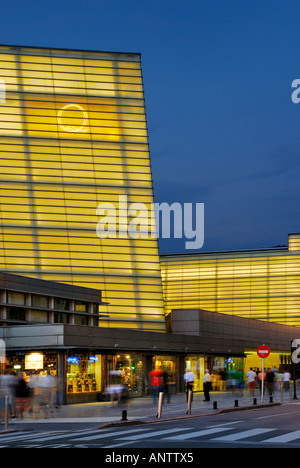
[161,247,300,326]
[289,234,300,252]
[0,46,165,331]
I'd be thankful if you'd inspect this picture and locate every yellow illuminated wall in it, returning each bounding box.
[0,45,165,331]
[161,234,300,327]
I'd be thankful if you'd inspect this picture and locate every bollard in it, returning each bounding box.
[156,392,163,418]
[121,410,128,421]
[253,397,257,405]
[234,399,239,407]
[4,396,9,429]
[186,390,192,415]
[269,396,273,403]
[213,401,218,410]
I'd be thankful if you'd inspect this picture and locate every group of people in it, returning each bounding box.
[210,367,292,396]
[183,366,292,403]
[245,367,291,396]
[0,369,58,419]
[184,369,212,402]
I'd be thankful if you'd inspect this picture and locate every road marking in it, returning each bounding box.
[263,430,300,443]
[74,427,149,441]
[207,421,243,428]
[20,429,111,442]
[105,441,138,449]
[211,428,276,441]
[117,427,190,440]
[0,431,58,442]
[256,412,295,420]
[163,427,234,440]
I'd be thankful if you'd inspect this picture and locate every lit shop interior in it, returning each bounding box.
[5,347,292,404]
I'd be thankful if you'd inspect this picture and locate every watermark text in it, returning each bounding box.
[96,195,204,250]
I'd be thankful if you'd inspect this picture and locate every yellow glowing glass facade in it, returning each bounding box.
[0,45,165,331]
[161,234,300,327]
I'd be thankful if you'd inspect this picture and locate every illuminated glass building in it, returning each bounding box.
[0,45,165,332]
[161,233,300,327]
[1,45,300,402]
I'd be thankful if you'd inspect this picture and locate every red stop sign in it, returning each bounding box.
[257,345,270,358]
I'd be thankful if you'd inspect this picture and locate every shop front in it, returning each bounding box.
[185,355,205,392]
[67,353,102,401]
[4,350,102,404]
[106,353,144,398]
[4,322,285,405]
[4,350,182,403]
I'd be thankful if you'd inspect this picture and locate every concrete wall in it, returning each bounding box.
[170,309,300,351]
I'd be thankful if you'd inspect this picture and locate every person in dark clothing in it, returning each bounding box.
[162,370,171,403]
[266,368,275,395]
[15,373,29,419]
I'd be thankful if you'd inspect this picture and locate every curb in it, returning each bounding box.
[218,402,281,413]
[97,402,282,428]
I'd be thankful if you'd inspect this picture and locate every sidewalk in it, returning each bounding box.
[1,387,298,430]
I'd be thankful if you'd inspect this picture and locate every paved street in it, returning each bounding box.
[1,388,294,429]
[1,403,300,449]
[0,388,299,451]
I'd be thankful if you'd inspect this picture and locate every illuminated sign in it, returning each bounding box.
[57,104,88,133]
[67,357,80,365]
[25,353,44,370]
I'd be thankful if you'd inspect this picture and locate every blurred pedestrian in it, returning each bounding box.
[246,368,257,396]
[0,373,5,421]
[107,370,124,406]
[15,372,29,419]
[149,368,163,403]
[219,368,227,392]
[3,371,17,417]
[184,369,195,402]
[276,370,284,392]
[236,368,244,396]
[162,369,171,403]
[28,372,40,418]
[266,368,275,395]
[203,369,212,402]
[38,370,57,418]
[283,370,291,391]
[258,369,267,395]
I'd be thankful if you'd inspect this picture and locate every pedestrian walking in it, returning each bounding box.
[149,368,163,404]
[276,370,284,393]
[1,370,17,418]
[15,372,29,419]
[266,368,275,395]
[219,368,227,392]
[246,368,257,396]
[283,370,291,391]
[184,369,195,402]
[37,370,57,418]
[162,369,171,403]
[258,369,266,395]
[203,369,212,402]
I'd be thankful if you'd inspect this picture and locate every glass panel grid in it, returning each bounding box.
[161,246,300,326]
[0,46,165,332]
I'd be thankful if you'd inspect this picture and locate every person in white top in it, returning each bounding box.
[184,370,195,402]
[203,369,212,402]
[283,370,291,391]
[246,368,257,396]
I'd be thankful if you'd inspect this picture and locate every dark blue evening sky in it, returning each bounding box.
[1,0,300,254]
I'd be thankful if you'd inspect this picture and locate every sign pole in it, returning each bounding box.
[257,344,270,403]
[261,357,264,403]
